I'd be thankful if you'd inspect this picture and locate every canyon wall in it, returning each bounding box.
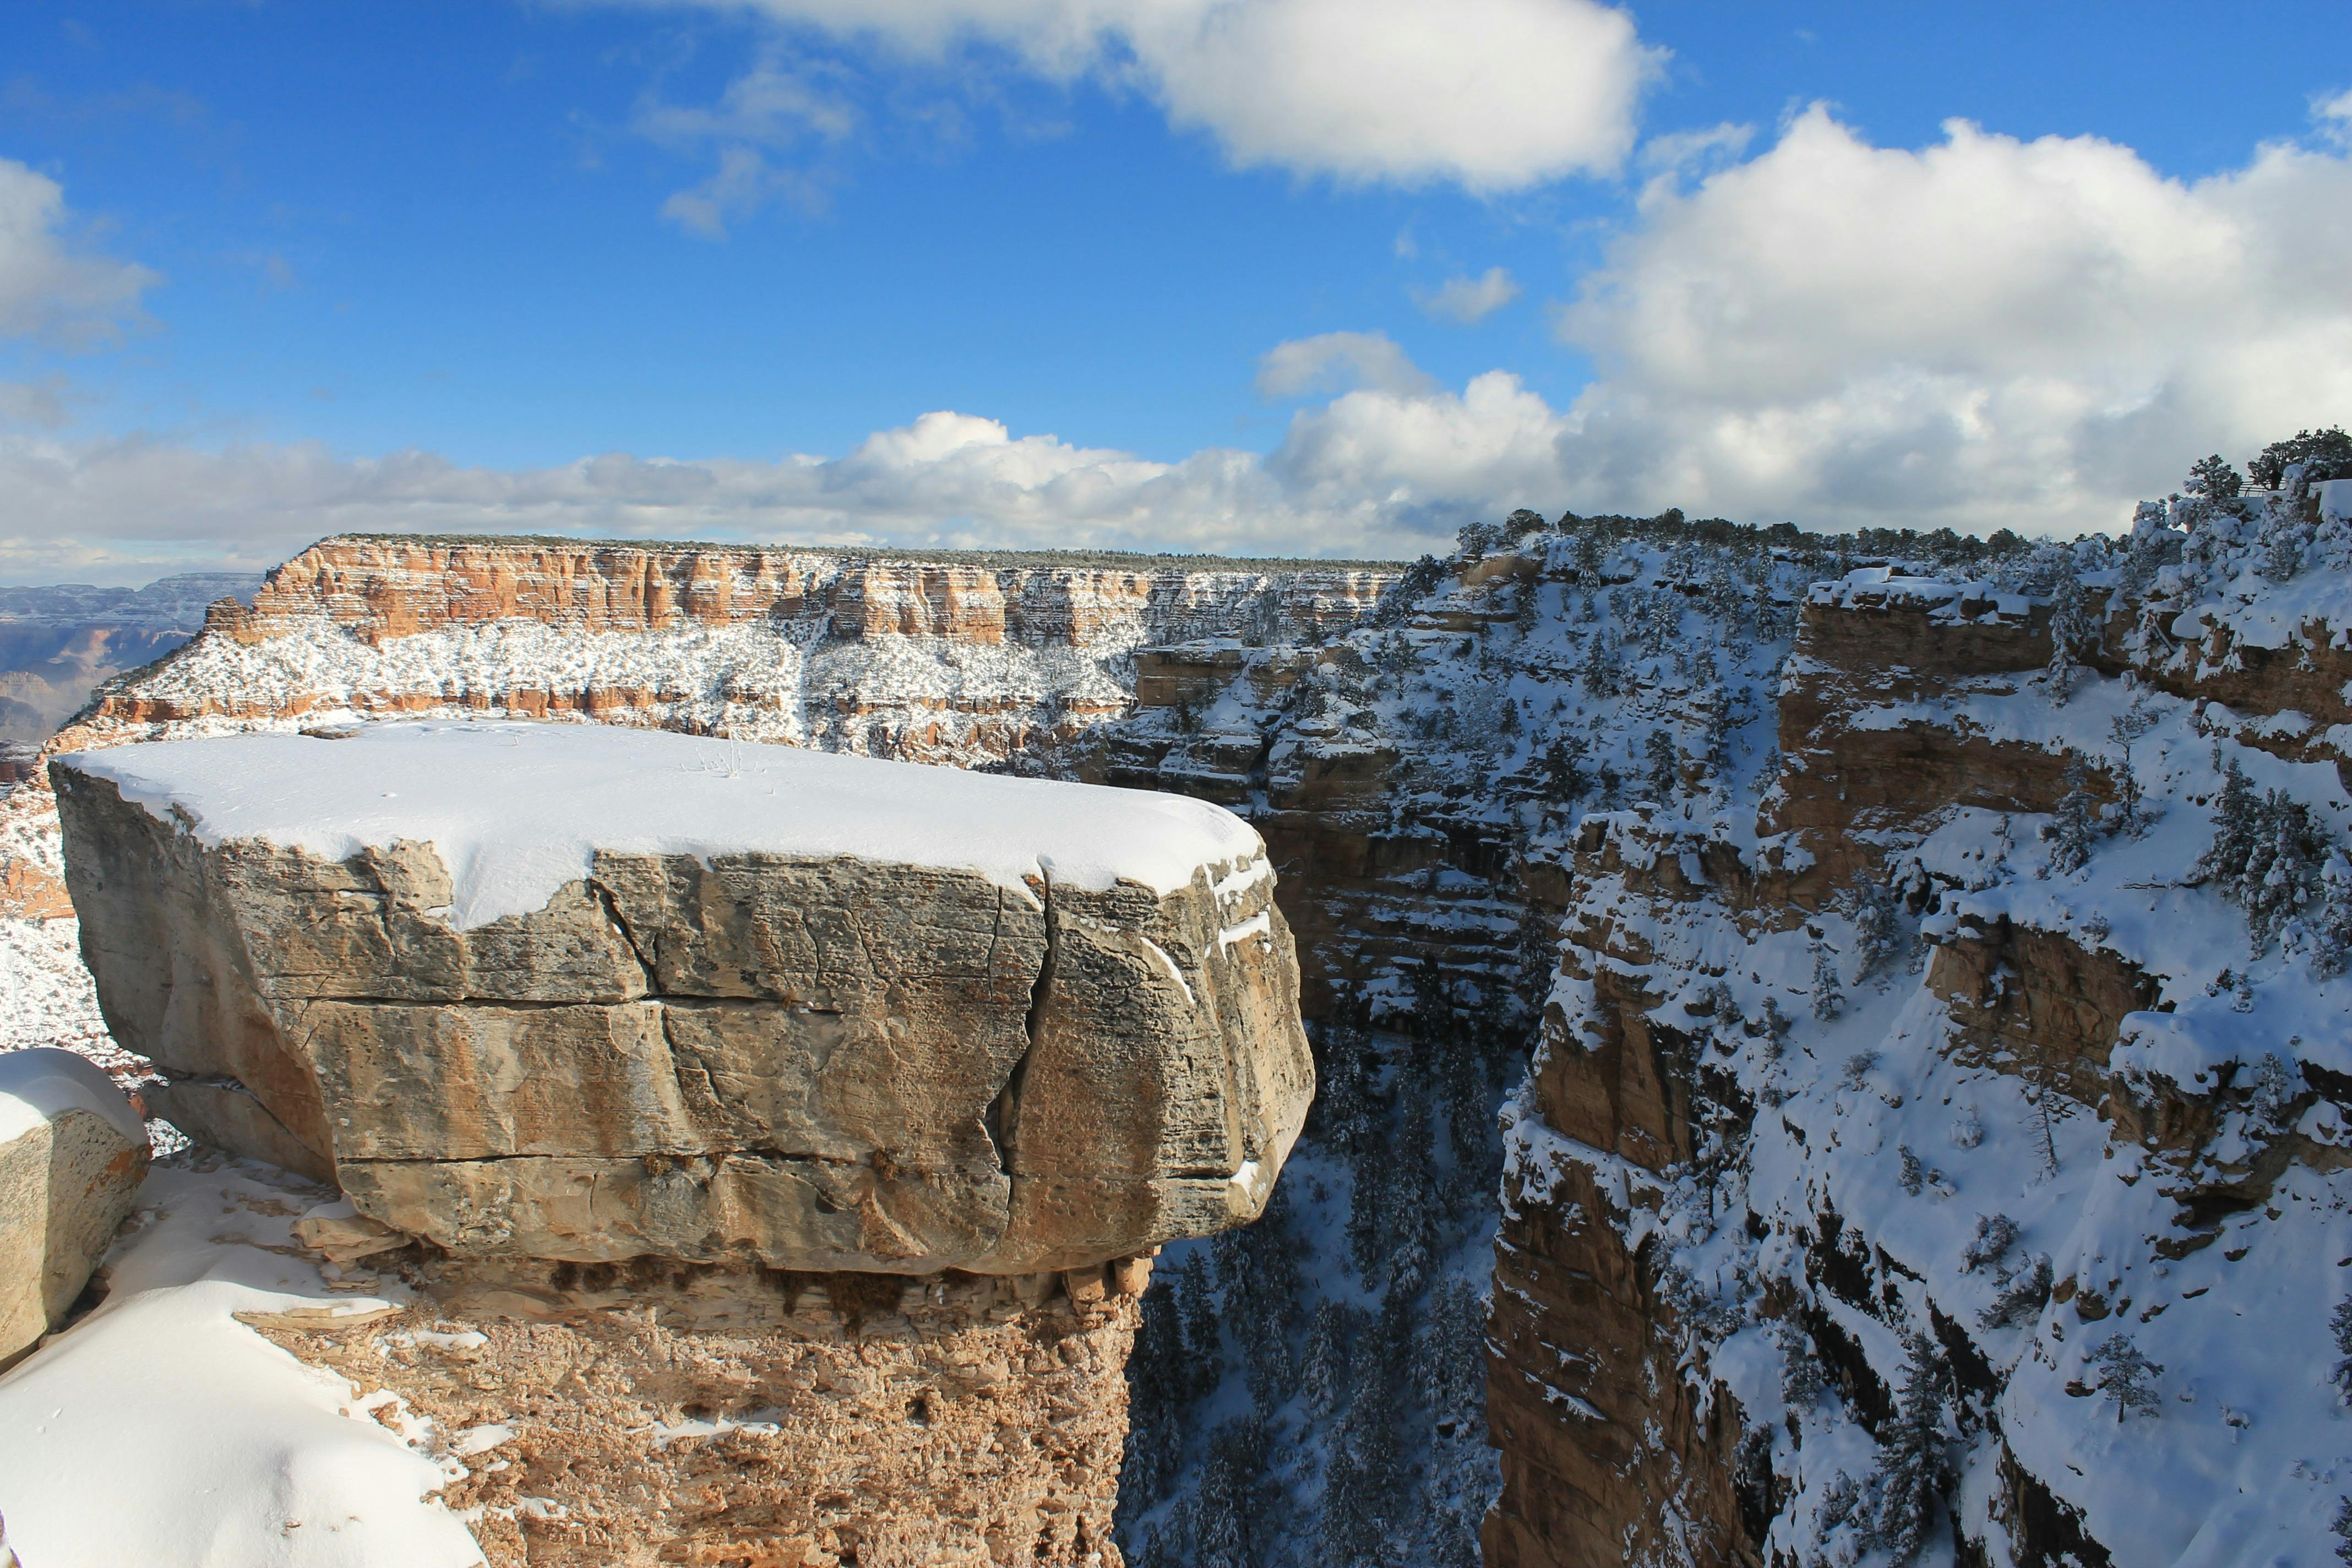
[9,491,2348,1566]
[1486,497,2352,1568]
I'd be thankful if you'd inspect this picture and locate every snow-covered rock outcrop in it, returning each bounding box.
[53,721,1312,1276]
[0,1047,148,1364]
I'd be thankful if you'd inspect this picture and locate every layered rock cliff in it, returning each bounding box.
[7,477,2349,1566]
[46,718,1313,1566]
[1484,480,2352,1568]
[56,722,1309,1276]
[62,536,1392,768]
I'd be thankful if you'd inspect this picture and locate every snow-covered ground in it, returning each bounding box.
[0,1157,489,1568]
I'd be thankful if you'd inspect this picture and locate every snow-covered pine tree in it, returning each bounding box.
[1346,1121,1390,1288]
[1385,1096,1441,1301]
[1317,1336,1404,1568]
[2333,1496,2352,1566]
[1898,1145,1925,1196]
[2331,1300,2352,1404]
[2248,426,2352,489]
[2048,756,2100,876]
[1849,875,1907,984]
[1537,733,1586,804]
[1299,1300,1356,1424]
[2043,573,2088,708]
[1125,1278,1190,1508]
[1811,939,1845,1021]
[1188,1417,1272,1568]
[1643,727,1679,800]
[1178,1250,1223,1402]
[1861,1335,1952,1564]
[2186,453,2244,500]
[1214,1183,1303,1416]
[2313,852,2352,981]
[2086,1333,2164,1421]
[2196,754,2329,950]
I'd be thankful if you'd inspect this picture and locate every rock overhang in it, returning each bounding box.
[53,720,1314,1275]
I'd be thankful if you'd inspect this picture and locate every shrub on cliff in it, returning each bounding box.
[2197,754,2329,951]
[2186,454,2244,500]
[2247,426,2352,489]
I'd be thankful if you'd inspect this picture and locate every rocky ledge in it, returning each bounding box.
[52,720,1313,1276]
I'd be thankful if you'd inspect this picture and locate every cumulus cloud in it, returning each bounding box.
[1255,331,1436,398]
[15,111,2352,582]
[1413,266,1521,325]
[0,373,1567,581]
[1544,106,2352,535]
[0,158,157,346]
[628,0,1660,192]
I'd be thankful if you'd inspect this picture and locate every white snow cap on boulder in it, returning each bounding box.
[0,1048,149,1365]
[58,719,1267,929]
[51,720,1313,1275]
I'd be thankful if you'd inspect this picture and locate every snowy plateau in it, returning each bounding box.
[0,463,2349,1568]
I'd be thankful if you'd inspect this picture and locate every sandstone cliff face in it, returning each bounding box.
[61,537,1392,771]
[269,1251,1147,1568]
[1486,513,2352,1568]
[56,722,1310,1277]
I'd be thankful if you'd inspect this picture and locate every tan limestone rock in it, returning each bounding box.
[55,721,1312,1276]
[0,1048,149,1365]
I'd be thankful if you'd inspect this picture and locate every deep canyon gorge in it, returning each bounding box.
[3,462,2350,1567]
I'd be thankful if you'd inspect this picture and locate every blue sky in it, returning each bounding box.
[1,1,2349,580]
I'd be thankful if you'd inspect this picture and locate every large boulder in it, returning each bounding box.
[0,1048,149,1365]
[54,721,1312,1275]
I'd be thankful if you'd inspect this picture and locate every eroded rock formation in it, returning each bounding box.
[56,721,1310,1277]
[0,1048,149,1365]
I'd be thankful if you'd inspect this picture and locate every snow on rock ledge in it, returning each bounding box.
[51,721,1313,1275]
[0,1047,148,1365]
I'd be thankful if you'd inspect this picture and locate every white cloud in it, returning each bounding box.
[1546,107,2352,534]
[0,158,157,346]
[2317,86,2352,147]
[0,377,1560,581]
[1255,331,1436,398]
[1413,267,1521,325]
[627,0,1660,192]
[17,112,2352,582]
[635,55,858,233]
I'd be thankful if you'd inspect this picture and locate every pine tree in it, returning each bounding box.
[2044,574,2087,707]
[1386,1096,1440,1301]
[1861,1335,1951,1564]
[1126,1279,1190,1508]
[1178,1250,1223,1402]
[2333,1496,2352,1566]
[1418,1277,1487,1423]
[2313,852,2352,981]
[1346,1119,1390,1288]
[1537,733,1587,806]
[2087,1333,2164,1421]
[1811,939,1845,1021]
[2048,757,2100,876]
[1898,1145,1925,1196]
[1300,1300,1356,1424]
[1190,1418,1271,1568]
[2186,453,2244,499]
[1849,875,1907,983]
[2197,753,2330,950]
[1643,728,1679,799]
[2331,1300,2352,1404]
